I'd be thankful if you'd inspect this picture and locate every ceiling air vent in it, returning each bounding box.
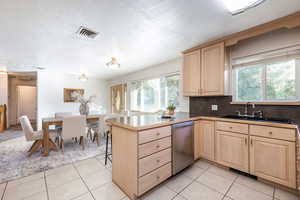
[76,26,99,39]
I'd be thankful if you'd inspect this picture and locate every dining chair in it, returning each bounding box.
[19,115,57,156]
[87,115,106,146]
[61,115,86,151]
[54,112,72,144]
[55,112,72,118]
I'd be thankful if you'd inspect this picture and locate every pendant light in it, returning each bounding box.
[79,73,88,82]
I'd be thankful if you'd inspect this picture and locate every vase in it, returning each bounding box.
[168,110,175,115]
[79,103,89,116]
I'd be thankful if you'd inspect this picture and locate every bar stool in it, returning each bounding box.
[104,113,124,165]
[105,128,112,165]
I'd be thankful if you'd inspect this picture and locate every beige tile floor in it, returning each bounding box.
[0,158,299,200]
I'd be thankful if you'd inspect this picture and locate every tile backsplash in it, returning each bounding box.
[190,96,300,124]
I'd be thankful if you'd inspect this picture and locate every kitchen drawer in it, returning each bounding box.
[138,126,171,144]
[249,125,295,141]
[216,121,248,134]
[139,137,171,158]
[139,148,171,177]
[138,163,172,195]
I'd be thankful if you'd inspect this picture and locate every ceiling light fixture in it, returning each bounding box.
[222,0,266,15]
[106,57,120,69]
[79,73,88,82]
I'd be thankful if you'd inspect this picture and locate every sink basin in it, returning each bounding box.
[221,115,292,124]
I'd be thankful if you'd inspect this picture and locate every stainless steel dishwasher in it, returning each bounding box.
[172,121,194,175]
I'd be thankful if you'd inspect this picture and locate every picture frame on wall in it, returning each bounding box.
[64,88,84,102]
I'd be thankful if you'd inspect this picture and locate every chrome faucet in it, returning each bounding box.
[244,102,250,116]
[236,102,259,118]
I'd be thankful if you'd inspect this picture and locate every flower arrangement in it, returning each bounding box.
[71,91,96,115]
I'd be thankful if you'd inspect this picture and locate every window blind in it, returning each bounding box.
[232,44,300,68]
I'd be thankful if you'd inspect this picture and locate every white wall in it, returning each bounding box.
[37,71,108,129]
[108,57,189,112]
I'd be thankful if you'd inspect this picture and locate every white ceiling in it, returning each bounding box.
[0,0,299,79]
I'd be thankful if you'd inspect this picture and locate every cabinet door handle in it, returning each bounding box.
[156,159,160,163]
[156,176,160,180]
[250,139,253,146]
[245,138,247,145]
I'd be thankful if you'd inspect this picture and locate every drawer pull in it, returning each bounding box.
[156,159,160,163]
[156,175,160,180]
[229,127,233,129]
[156,145,160,148]
[269,131,273,135]
[156,132,160,136]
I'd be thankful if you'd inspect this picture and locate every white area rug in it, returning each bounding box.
[0,135,106,183]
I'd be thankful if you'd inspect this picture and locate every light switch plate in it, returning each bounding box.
[211,105,218,111]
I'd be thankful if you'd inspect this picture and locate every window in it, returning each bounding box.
[129,74,180,112]
[234,59,298,102]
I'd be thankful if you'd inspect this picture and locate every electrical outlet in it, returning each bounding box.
[211,105,218,111]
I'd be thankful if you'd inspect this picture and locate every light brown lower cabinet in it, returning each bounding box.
[138,163,172,195]
[194,121,201,160]
[216,131,249,173]
[194,120,215,161]
[112,125,172,200]
[249,136,296,188]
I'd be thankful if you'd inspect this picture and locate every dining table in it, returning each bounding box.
[42,114,103,156]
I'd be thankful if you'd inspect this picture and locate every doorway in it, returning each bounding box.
[7,72,37,130]
[17,86,37,120]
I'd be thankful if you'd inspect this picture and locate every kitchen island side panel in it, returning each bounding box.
[112,126,138,200]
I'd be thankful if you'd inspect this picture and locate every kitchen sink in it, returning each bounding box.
[221,115,293,124]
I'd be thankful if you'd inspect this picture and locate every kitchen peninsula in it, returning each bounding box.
[108,112,300,200]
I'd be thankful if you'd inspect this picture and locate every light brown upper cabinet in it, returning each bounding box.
[183,42,226,96]
[194,120,215,161]
[249,136,296,188]
[216,131,249,173]
[182,50,201,96]
[201,42,225,96]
